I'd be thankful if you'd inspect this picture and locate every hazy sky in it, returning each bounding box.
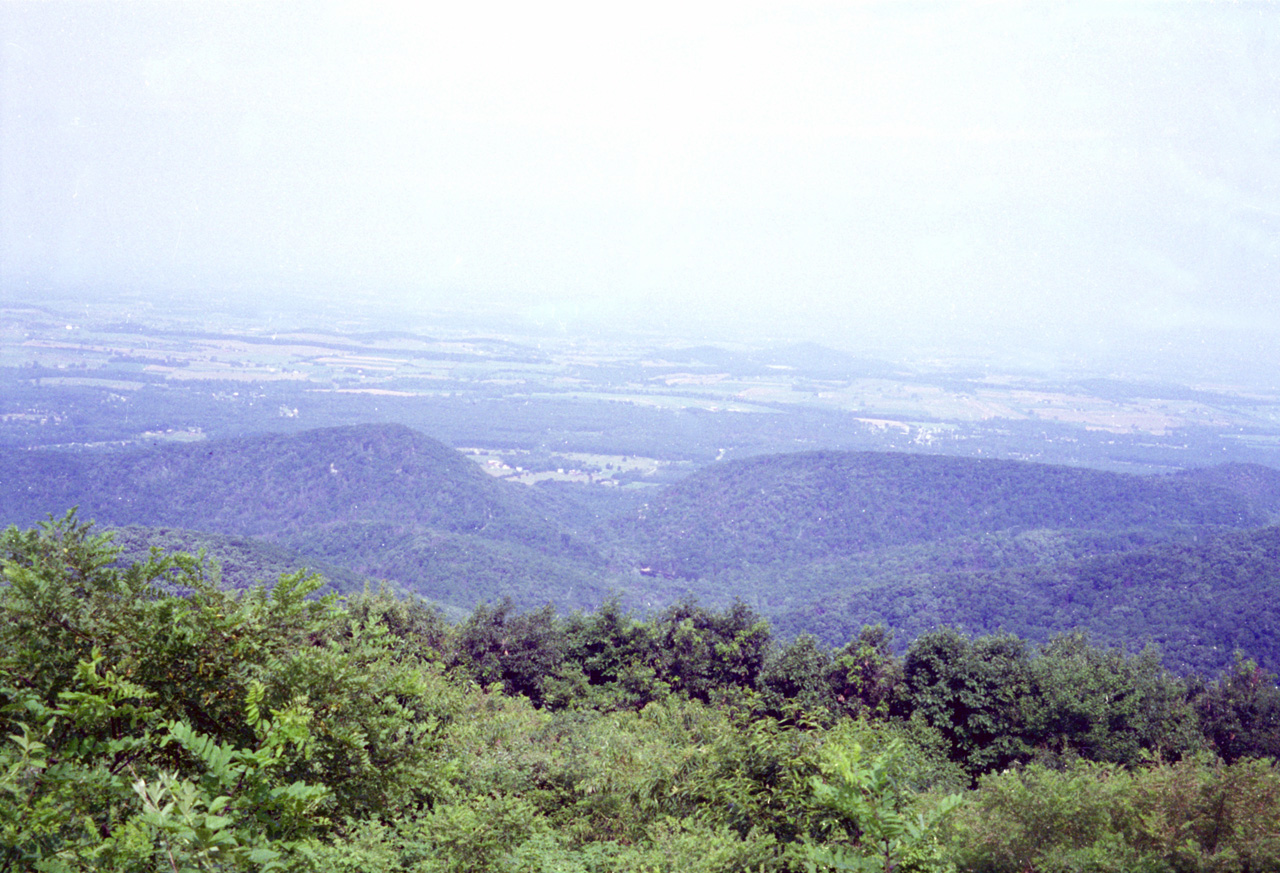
[3,2,1279,371]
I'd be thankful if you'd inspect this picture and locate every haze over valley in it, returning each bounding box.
[8,6,1280,870]
[5,293,1280,681]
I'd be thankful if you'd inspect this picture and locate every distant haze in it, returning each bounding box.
[3,3,1279,380]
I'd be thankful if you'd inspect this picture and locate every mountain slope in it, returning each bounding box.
[622,450,1273,578]
[0,424,613,609]
[7,427,1280,674]
[763,523,1280,676]
[0,423,566,545]
[1175,462,1280,517]
[106,525,377,596]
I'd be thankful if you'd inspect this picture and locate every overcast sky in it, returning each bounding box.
[3,2,1279,373]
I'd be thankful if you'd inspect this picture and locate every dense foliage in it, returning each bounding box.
[0,425,614,610]
[105,526,372,596]
[4,514,1280,871]
[625,449,1268,578]
[757,523,1280,676]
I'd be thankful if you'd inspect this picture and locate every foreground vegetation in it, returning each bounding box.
[4,514,1280,871]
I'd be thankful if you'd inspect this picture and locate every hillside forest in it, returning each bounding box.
[4,424,1280,871]
[4,511,1280,871]
[5,424,1280,676]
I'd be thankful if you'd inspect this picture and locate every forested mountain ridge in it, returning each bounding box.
[759,522,1280,676]
[0,423,565,545]
[0,424,618,608]
[1175,461,1280,516]
[7,426,1275,563]
[624,449,1276,578]
[5,423,1280,675]
[105,524,381,598]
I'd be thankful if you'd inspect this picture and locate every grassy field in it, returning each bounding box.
[6,298,1280,471]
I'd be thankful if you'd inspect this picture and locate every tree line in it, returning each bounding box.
[3,512,1279,871]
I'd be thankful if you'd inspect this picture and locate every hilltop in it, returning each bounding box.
[2,423,554,540]
[0,424,616,609]
[622,449,1273,578]
[5,424,1280,673]
[612,448,1280,672]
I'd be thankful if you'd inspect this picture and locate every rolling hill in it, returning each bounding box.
[620,449,1274,578]
[5,425,1280,673]
[0,424,617,610]
[610,449,1280,673]
[1,424,561,541]
[759,523,1280,676]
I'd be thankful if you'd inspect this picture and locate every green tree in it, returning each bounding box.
[1025,632,1199,767]
[564,597,664,710]
[901,629,1032,778]
[340,584,450,659]
[0,512,460,869]
[1193,653,1280,764]
[451,599,568,707]
[828,625,904,720]
[804,736,962,873]
[946,756,1280,873]
[758,633,836,720]
[943,761,1146,873]
[650,600,772,703]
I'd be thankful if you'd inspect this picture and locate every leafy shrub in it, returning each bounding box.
[943,756,1280,873]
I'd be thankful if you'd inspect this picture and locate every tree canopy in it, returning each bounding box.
[3,513,1279,872]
